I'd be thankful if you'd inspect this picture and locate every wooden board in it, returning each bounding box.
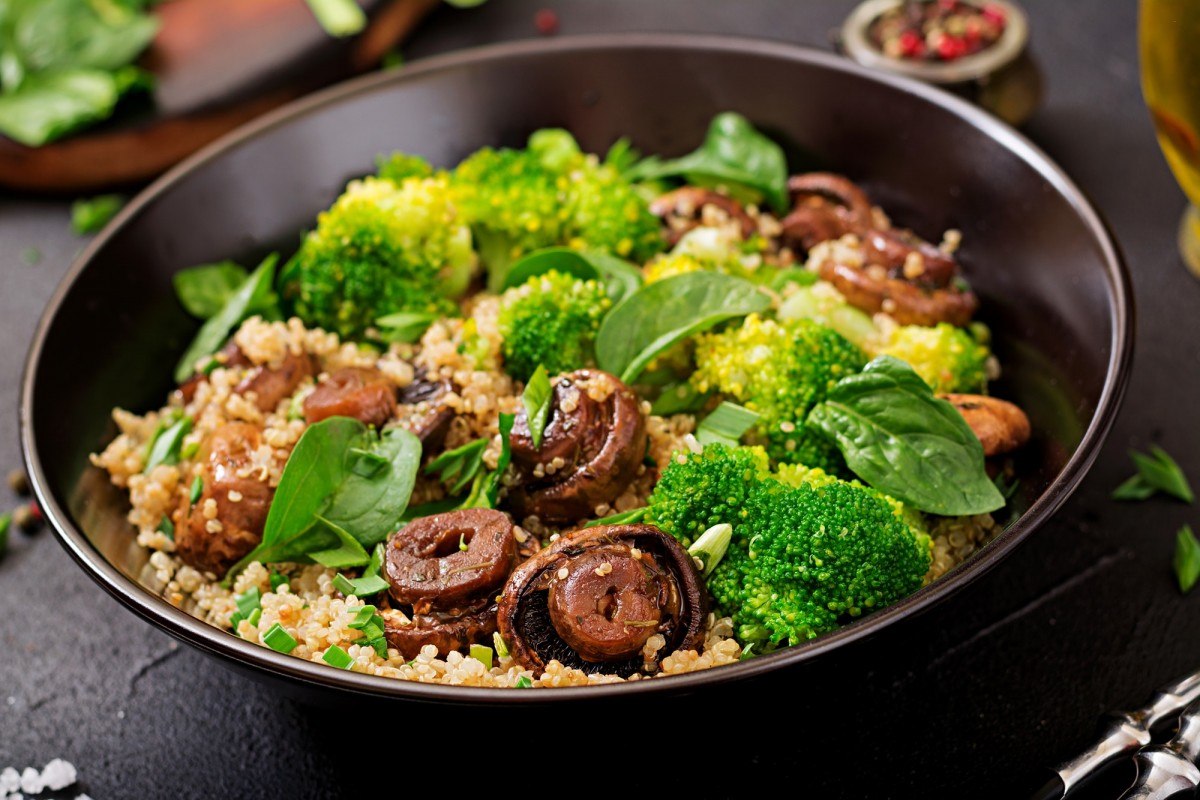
[0,0,438,193]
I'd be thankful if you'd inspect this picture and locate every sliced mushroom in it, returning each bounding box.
[819,260,978,327]
[783,172,959,287]
[235,350,316,412]
[381,509,518,657]
[650,186,756,245]
[508,370,647,526]
[303,367,397,428]
[397,371,455,450]
[497,524,707,677]
[941,393,1032,457]
[174,422,272,574]
[176,342,251,404]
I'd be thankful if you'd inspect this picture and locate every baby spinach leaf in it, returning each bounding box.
[226,418,421,578]
[12,0,159,74]
[172,261,249,319]
[807,356,1004,516]
[501,247,643,304]
[522,365,552,449]
[625,112,789,212]
[173,253,279,383]
[596,271,770,384]
[0,68,119,147]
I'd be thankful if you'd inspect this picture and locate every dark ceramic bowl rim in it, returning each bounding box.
[21,33,1133,704]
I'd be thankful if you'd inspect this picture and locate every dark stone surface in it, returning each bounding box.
[0,1,1191,798]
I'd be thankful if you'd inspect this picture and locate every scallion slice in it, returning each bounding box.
[695,401,760,448]
[322,645,354,670]
[469,644,493,670]
[262,623,297,654]
[515,675,533,689]
[189,475,203,504]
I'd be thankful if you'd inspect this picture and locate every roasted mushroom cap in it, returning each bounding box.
[174,422,273,574]
[497,524,707,678]
[819,260,978,327]
[235,350,317,412]
[397,371,456,450]
[650,186,757,245]
[508,370,647,526]
[941,393,1032,456]
[303,367,398,428]
[382,509,519,657]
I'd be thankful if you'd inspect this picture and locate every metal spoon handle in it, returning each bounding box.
[1120,699,1200,799]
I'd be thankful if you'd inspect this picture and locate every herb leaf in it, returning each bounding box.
[695,402,759,448]
[174,253,279,383]
[1175,525,1200,594]
[522,365,553,449]
[502,247,644,304]
[375,311,438,344]
[144,416,193,471]
[596,272,770,384]
[1115,446,1194,503]
[583,507,648,528]
[425,438,488,495]
[71,193,125,234]
[227,418,421,577]
[807,356,1004,516]
[625,112,789,212]
[484,413,515,508]
[172,261,249,319]
[303,0,367,37]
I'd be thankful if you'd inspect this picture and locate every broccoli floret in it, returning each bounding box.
[649,443,931,648]
[375,151,433,183]
[875,322,991,393]
[691,314,866,469]
[283,175,476,338]
[776,281,880,350]
[497,269,611,382]
[452,129,663,288]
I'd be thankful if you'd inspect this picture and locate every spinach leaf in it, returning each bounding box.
[172,262,249,319]
[595,271,771,384]
[521,365,552,449]
[0,68,121,147]
[502,247,643,304]
[807,356,1004,516]
[12,0,159,73]
[625,113,789,212]
[226,418,420,578]
[174,254,279,383]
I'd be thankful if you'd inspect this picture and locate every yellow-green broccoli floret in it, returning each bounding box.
[643,253,707,284]
[452,129,663,289]
[875,322,991,393]
[375,151,433,183]
[283,175,476,338]
[691,314,866,469]
[649,443,931,648]
[497,269,611,382]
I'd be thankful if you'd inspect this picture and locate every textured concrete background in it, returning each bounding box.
[1,2,1194,797]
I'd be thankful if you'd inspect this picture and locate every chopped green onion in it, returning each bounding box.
[358,621,384,642]
[458,532,469,552]
[424,437,488,494]
[375,311,436,343]
[695,402,760,448]
[71,194,125,234]
[263,623,298,654]
[521,365,553,449]
[515,675,533,689]
[1114,446,1194,503]
[303,0,366,37]
[269,571,288,592]
[368,636,389,658]
[157,515,175,541]
[347,606,378,629]
[247,608,261,627]
[229,612,245,631]
[334,572,389,598]
[485,413,515,508]
[492,631,509,660]
[687,523,732,577]
[200,357,221,376]
[235,587,261,617]
[469,644,493,670]
[322,645,355,670]
[145,416,193,471]
[584,507,648,528]
[367,543,385,576]
[189,475,203,504]
[180,441,200,461]
[740,643,757,661]
[0,513,10,558]
[1175,525,1200,594]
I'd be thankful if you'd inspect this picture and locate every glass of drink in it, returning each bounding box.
[1141,0,1200,275]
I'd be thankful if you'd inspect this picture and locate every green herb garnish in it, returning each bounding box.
[157,515,175,541]
[695,402,759,448]
[515,675,533,689]
[1113,446,1194,503]
[596,272,771,384]
[303,0,367,37]
[375,311,438,344]
[322,645,355,670]
[71,194,125,234]
[263,623,298,654]
[172,261,250,319]
[687,523,732,577]
[807,356,1004,516]
[0,513,10,558]
[269,571,288,592]
[425,437,487,494]
[1175,525,1200,594]
[583,507,648,528]
[144,416,193,471]
[469,644,493,670]
[189,475,203,505]
[522,365,553,449]
[492,632,509,660]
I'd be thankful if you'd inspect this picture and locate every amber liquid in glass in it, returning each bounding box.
[1141,0,1200,274]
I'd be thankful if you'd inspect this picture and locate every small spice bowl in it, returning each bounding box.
[839,0,1041,125]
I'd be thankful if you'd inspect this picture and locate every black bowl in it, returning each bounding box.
[21,35,1132,704]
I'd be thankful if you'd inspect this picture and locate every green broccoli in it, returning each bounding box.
[497,269,611,382]
[452,129,663,289]
[776,281,880,350]
[648,443,931,648]
[875,322,991,393]
[283,174,476,338]
[690,314,866,469]
[375,151,433,183]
